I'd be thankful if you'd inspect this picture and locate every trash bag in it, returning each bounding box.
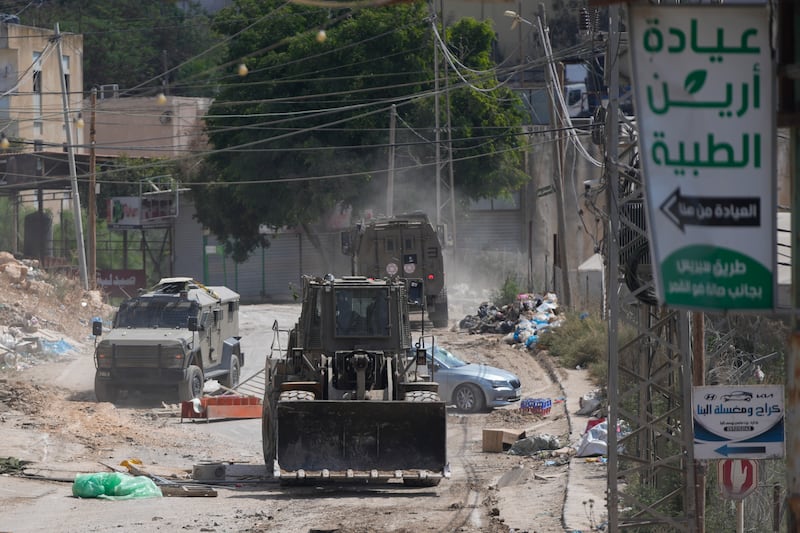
[507,434,562,456]
[72,472,162,500]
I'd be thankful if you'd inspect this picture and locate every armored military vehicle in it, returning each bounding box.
[93,277,244,403]
[341,212,449,328]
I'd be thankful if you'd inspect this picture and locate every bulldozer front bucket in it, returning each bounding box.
[275,400,447,481]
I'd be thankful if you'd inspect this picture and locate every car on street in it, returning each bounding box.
[423,344,522,413]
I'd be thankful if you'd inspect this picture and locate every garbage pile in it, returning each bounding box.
[0,331,78,371]
[457,292,563,350]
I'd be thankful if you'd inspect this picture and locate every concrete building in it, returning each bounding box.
[0,21,84,152]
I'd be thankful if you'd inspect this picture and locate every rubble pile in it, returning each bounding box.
[0,251,113,371]
[457,292,563,350]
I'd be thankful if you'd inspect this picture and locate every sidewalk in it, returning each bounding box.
[561,367,608,532]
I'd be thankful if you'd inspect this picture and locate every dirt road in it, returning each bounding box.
[0,303,601,532]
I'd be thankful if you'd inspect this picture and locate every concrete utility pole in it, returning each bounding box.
[88,87,97,290]
[55,23,88,291]
[537,10,571,307]
[387,104,395,217]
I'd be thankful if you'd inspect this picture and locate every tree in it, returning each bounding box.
[26,0,222,96]
[193,0,527,262]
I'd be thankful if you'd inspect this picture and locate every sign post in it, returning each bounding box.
[629,5,776,311]
[719,458,758,500]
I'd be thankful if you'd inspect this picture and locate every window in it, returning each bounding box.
[334,288,390,337]
[32,52,42,136]
[61,55,70,95]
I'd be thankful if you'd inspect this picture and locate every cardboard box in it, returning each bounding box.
[482,428,526,453]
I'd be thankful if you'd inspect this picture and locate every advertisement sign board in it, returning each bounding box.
[629,5,775,310]
[693,385,784,460]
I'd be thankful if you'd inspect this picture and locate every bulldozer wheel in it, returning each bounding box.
[404,390,441,403]
[178,365,204,402]
[262,395,276,472]
[279,390,316,401]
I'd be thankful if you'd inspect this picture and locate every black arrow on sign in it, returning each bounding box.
[659,188,760,232]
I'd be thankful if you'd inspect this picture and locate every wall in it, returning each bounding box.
[0,22,84,151]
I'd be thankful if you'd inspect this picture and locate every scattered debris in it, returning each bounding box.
[457,292,564,351]
[0,456,33,474]
[507,434,563,456]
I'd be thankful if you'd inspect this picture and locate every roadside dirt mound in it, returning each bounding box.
[0,251,114,362]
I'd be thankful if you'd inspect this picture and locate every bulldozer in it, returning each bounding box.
[262,274,448,485]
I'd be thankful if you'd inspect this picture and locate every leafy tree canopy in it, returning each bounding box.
[192,0,528,262]
[25,0,222,96]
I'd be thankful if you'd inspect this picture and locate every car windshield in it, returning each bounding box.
[431,345,467,369]
[115,298,197,328]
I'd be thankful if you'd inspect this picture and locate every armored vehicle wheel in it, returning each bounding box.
[94,373,118,403]
[178,365,204,401]
[453,383,485,413]
[429,298,449,329]
[221,355,241,389]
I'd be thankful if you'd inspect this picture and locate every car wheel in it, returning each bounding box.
[178,365,204,402]
[453,383,485,413]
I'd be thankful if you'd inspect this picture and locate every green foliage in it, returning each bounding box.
[195,1,528,261]
[537,311,607,370]
[26,1,223,96]
[0,197,38,253]
[491,275,524,307]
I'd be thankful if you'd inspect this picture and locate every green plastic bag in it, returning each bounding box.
[72,472,162,500]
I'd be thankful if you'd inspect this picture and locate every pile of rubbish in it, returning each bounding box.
[0,330,77,371]
[457,292,563,350]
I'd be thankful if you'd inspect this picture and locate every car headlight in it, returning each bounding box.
[490,380,510,389]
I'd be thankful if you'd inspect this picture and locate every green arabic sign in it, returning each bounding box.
[630,5,775,311]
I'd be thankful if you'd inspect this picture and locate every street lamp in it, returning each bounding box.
[503,9,533,29]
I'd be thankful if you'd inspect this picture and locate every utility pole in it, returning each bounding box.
[88,87,97,290]
[387,104,396,217]
[692,311,706,533]
[537,10,571,307]
[432,3,441,228]
[55,23,88,291]
[441,0,457,266]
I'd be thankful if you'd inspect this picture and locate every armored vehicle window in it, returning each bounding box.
[404,237,415,250]
[385,238,395,252]
[334,288,390,337]
[115,299,198,329]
